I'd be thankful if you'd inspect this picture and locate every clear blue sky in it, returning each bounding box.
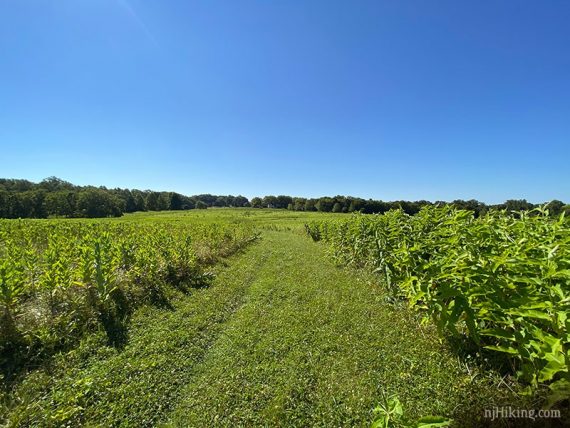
[1,1,569,203]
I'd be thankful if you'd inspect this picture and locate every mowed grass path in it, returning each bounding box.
[168,231,524,427]
[6,226,528,427]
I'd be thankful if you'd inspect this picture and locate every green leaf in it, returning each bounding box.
[546,379,570,409]
[484,345,519,355]
[416,416,453,427]
[480,328,516,341]
[387,396,403,417]
[370,415,387,428]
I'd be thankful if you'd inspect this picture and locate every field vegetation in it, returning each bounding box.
[306,206,570,408]
[0,208,567,427]
[0,218,257,383]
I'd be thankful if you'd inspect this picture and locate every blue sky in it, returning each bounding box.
[1,1,568,203]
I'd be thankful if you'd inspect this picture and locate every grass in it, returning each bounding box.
[1,209,558,427]
[117,207,345,230]
[169,231,530,427]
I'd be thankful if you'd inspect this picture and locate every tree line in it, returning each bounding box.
[0,177,248,218]
[0,177,568,218]
[250,195,569,217]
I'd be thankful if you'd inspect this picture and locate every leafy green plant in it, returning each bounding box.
[308,206,570,405]
[371,394,452,428]
[0,218,258,374]
[0,257,25,341]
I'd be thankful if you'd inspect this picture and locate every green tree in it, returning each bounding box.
[275,195,293,209]
[145,192,160,211]
[169,192,184,210]
[304,199,317,211]
[293,198,306,211]
[262,196,278,208]
[502,199,535,212]
[0,190,9,217]
[214,196,227,207]
[132,191,146,211]
[45,191,76,217]
[234,196,249,207]
[315,198,334,212]
[250,197,263,208]
[76,189,123,218]
[39,176,74,192]
[348,198,365,212]
[546,200,566,216]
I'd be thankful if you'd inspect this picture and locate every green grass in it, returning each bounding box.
[1,209,549,427]
[117,207,345,230]
[169,231,528,427]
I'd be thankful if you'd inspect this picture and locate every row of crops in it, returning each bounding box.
[306,206,569,405]
[0,219,258,377]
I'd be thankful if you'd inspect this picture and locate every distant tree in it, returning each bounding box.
[304,199,317,211]
[0,177,255,218]
[169,192,184,210]
[0,179,34,193]
[181,197,195,210]
[546,200,566,216]
[12,192,37,218]
[315,198,334,212]
[363,199,390,214]
[502,199,535,212]
[275,195,293,209]
[293,198,306,211]
[157,193,170,210]
[76,189,123,218]
[132,191,146,211]
[109,189,137,213]
[233,196,249,207]
[331,196,348,212]
[39,176,74,192]
[250,197,263,208]
[452,199,484,215]
[195,194,217,207]
[2,176,565,220]
[45,191,76,217]
[0,190,9,217]
[348,198,365,212]
[262,196,278,208]
[398,201,421,215]
[145,191,161,211]
[214,196,227,207]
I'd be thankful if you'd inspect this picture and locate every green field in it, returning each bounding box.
[1,209,567,427]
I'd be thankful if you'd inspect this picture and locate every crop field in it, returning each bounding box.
[1,208,568,427]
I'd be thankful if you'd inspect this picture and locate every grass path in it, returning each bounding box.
[170,231,523,427]
[5,230,529,427]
